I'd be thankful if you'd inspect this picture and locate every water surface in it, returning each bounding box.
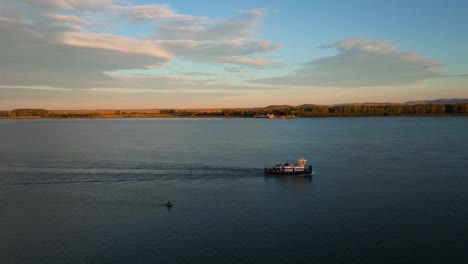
[1,117,467,263]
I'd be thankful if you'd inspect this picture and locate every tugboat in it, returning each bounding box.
[264,157,313,176]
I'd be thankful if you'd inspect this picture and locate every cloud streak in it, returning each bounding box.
[153,9,263,41]
[123,4,206,23]
[44,14,90,25]
[157,38,280,67]
[62,32,173,59]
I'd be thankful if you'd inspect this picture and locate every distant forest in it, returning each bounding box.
[3,103,468,118]
[176,104,468,117]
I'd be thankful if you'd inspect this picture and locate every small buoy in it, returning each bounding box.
[166,200,173,208]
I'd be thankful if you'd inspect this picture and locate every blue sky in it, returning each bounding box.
[0,0,467,109]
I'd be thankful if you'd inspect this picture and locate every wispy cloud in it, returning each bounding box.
[152,9,263,41]
[179,71,219,76]
[146,9,280,68]
[12,0,118,11]
[157,38,280,67]
[0,10,171,89]
[0,85,68,91]
[44,14,90,25]
[224,67,248,73]
[221,56,274,67]
[0,1,279,92]
[122,4,207,23]
[254,37,445,87]
[62,32,173,59]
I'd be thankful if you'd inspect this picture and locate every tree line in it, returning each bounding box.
[8,109,49,117]
[4,104,468,118]
[6,109,99,118]
[48,113,100,118]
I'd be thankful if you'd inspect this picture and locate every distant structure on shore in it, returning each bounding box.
[253,114,288,119]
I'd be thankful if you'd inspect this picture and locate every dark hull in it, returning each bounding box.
[264,168,313,176]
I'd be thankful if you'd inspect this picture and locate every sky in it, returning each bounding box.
[1,0,467,109]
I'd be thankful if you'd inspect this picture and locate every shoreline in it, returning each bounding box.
[2,113,468,120]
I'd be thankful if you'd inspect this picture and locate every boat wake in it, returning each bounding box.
[0,162,261,186]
